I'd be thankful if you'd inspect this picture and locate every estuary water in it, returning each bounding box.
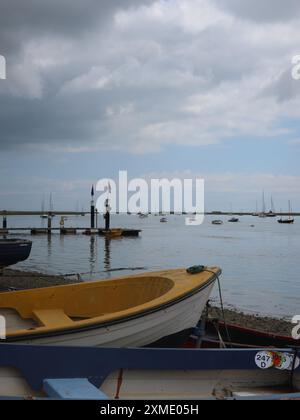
[3,214,300,319]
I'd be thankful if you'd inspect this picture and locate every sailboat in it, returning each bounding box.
[258,191,267,218]
[252,201,259,217]
[40,196,48,219]
[266,196,277,218]
[49,193,55,218]
[228,203,239,223]
[278,201,294,224]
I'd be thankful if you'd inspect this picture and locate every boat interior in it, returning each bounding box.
[0,367,299,400]
[0,277,174,334]
[101,368,300,400]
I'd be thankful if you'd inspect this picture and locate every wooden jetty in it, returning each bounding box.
[0,195,141,237]
[0,227,141,237]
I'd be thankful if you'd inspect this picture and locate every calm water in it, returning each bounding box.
[3,214,300,318]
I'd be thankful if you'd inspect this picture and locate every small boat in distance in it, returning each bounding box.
[40,196,48,219]
[0,239,32,269]
[41,194,55,219]
[278,219,294,225]
[266,197,277,218]
[102,229,124,239]
[138,213,148,219]
[212,220,223,225]
[0,267,220,348]
[278,201,294,225]
[228,217,239,223]
[258,190,267,218]
[160,217,168,223]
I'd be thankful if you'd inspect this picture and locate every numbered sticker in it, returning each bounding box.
[255,351,274,370]
[255,351,300,371]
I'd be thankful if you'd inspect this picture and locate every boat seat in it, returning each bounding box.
[32,310,74,328]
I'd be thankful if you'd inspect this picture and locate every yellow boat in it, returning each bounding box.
[103,229,124,239]
[0,267,221,347]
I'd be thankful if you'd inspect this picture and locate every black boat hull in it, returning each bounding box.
[196,321,300,349]
[278,220,294,224]
[0,240,32,268]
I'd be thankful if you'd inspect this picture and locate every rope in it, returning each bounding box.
[290,348,299,390]
[215,323,227,349]
[63,267,147,278]
[205,269,232,348]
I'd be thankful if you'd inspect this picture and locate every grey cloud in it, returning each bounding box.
[262,69,300,102]
[1,0,300,154]
[213,0,300,22]
[0,0,153,54]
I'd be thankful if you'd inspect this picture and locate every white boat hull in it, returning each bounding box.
[13,280,216,347]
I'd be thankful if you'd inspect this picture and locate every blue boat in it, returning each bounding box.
[0,345,299,400]
[0,239,32,269]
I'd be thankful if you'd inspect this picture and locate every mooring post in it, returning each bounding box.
[91,186,95,229]
[2,216,7,229]
[104,198,110,231]
[95,209,98,229]
[47,214,52,234]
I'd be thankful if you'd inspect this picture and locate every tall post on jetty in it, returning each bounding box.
[90,185,95,229]
[104,198,111,231]
[95,208,98,229]
[47,214,52,234]
[2,216,7,229]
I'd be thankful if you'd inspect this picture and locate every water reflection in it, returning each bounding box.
[104,238,111,272]
[89,236,97,274]
[47,234,52,258]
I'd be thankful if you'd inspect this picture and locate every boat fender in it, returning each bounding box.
[187,266,206,275]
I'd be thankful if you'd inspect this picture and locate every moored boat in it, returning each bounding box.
[198,320,300,349]
[0,345,299,400]
[138,213,148,219]
[101,229,124,239]
[0,267,220,347]
[0,239,32,269]
[278,201,294,224]
[212,220,223,225]
[278,218,294,225]
[228,217,239,223]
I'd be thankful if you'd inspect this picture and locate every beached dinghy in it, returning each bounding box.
[199,320,300,349]
[0,267,220,347]
[0,345,300,400]
[0,239,32,269]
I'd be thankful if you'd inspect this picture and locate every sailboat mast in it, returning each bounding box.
[49,193,53,213]
[289,200,292,220]
[262,191,266,214]
[271,196,274,213]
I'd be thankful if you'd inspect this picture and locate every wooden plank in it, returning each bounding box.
[33,310,74,328]
[43,378,108,400]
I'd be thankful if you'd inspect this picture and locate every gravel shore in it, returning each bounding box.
[0,268,81,290]
[209,306,292,337]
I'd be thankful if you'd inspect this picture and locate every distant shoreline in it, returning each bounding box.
[0,211,299,217]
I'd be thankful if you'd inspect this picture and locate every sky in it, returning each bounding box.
[0,0,300,212]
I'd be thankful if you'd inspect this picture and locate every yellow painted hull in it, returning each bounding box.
[0,267,221,346]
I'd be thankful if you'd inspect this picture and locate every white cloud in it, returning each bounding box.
[115,0,232,34]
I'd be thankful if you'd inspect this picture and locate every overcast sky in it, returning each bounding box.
[0,0,300,211]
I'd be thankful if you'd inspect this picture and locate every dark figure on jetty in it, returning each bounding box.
[104,198,111,231]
